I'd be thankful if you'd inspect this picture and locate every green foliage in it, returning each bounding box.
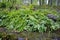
[0,0,16,9]
[0,2,6,8]
[0,9,60,32]
[0,10,8,27]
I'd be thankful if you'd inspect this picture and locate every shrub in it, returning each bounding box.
[0,9,60,32]
[0,2,6,8]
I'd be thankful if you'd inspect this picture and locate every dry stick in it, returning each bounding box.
[25,37,28,40]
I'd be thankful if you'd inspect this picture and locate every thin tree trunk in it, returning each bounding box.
[48,0,52,6]
[42,0,44,5]
[31,0,33,4]
[39,0,42,5]
[56,0,60,6]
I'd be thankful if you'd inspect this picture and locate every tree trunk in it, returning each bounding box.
[56,0,60,6]
[31,0,33,4]
[42,0,44,5]
[48,0,52,6]
[39,0,42,5]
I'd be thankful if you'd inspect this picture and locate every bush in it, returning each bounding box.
[0,2,6,8]
[0,10,8,27]
[0,9,60,32]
